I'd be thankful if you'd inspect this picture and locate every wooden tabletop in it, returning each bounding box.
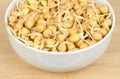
[0,0,120,79]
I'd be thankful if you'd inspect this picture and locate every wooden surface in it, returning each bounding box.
[0,0,120,79]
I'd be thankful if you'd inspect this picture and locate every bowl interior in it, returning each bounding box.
[5,0,115,55]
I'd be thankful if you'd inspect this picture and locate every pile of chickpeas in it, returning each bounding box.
[8,0,112,52]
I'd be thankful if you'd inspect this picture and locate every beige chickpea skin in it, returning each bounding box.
[14,23,23,32]
[62,20,73,28]
[37,19,46,25]
[21,7,30,15]
[48,0,56,7]
[105,19,112,27]
[80,42,89,49]
[27,0,37,5]
[100,28,108,36]
[48,25,57,33]
[43,29,52,38]
[34,36,42,44]
[21,27,30,35]
[9,15,16,23]
[88,20,98,27]
[57,42,67,52]
[56,34,66,41]
[11,10,19,16]
[69,33,81,42]
[45,39,55,46]
[92,32,103,41]
[67,42,76,51]
[75,39,84,47]
[36,24,46,33]
[24,18,35,29]
[101,19,112,32]
[99,6,109,14]
[82,23,90,31]
[68,28,78,35]
[40,0,47,6]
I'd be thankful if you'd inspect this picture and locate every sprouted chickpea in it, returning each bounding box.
[57,42,67,52]
[69,33,81,42]
[8,0,112,52]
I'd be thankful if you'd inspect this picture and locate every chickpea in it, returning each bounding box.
[34,36,42,44]
[92,32,102,41]
[86,39,97,45]
[101,19,112,30]
[27,40,34,46]
[67,42,76,51]
[90,15,98,21]
[82,23,90,31]
[48,25,57,33]
[40,0,47,6]
[14,23,23,32]
[19,3,26,10]
[90,40,97,45]
[45,39,55,46]
[21,7,30,15]
[80,2,88,7]
[56,34,66,41]
[99,6,109,14]
[34,14,41,22]
[46,19,54,25]
[33,44,40,49]
[94,24,100,28]
[9,15,16,23]
[43,29,51,38]
[87,7,94,13]
[62,20,73,28]
[99,16,105,23]
[48,0,56,7]
[105,19,112,27]
[39,14,44,19]
[36,24,46,33]
[74,3,81,10]
[21,27,30,35]
[75,39,84,47]
[80,42,89,49]
[25,18,35,29]
[68,28,78,35]
[70,33,81,42]
[76,9,83,15]
[95,8,101,15]
[37,19,46,25]
[28,0,37,5]
[67,14,74,20]
[44,13,52,19]
[42,8,49,13]
[51,47,58,52]
[88,20,98,27]
[100,28,107,36]
[57,42,67,52]
[11,10,18,16]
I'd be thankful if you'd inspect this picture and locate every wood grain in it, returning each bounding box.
[0,0,120,79]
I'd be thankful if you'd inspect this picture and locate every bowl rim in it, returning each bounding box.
[5,0,116,55]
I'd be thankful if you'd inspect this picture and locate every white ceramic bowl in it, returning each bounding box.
[5,0,115,72]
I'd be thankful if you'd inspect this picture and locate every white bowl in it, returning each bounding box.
[5,0,115,72]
